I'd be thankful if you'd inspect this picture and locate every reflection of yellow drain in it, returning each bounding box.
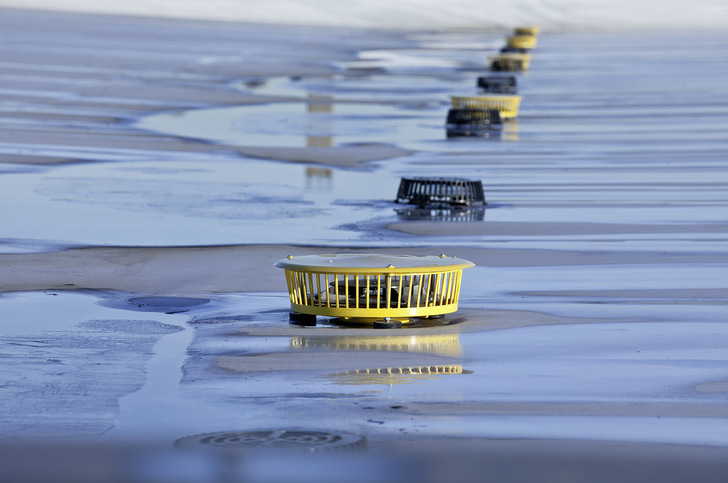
[275,253,474,325]
[502,120,519,141]
[290,334,462,357]
[305,166,333,192]
[329,365,463,385]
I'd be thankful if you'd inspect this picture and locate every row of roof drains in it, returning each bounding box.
[273,27,540,328]
[446,25,538,138]
[395,30,540,217]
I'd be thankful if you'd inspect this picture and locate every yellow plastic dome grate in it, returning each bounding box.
[450,95,522,119]
[506,34,537,50]
[275,254,474,324]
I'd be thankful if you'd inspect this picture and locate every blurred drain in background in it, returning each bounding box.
[445,108,503,138]
[476,75,517,94]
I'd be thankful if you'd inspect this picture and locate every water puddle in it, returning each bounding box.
[236,74,470,102]
[1,157,410,247]
[137,100,449,149]
[136,44,522,151]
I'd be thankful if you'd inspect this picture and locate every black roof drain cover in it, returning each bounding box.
[395,177,486,208]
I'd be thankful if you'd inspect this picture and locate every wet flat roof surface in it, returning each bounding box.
[0,9,727,483]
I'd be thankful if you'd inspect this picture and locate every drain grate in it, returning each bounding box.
[476,75,517,94]
[450,95,522,119]
[395,177,486,208]
[276,253,474,325]
[176,430,366,451]
[489,53,530,72]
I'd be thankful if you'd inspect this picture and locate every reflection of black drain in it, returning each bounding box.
[446,127,503,139]
[446,108,503,127]
[395,177,486,208]
[176,430,366,451]
[395,207,485,221]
